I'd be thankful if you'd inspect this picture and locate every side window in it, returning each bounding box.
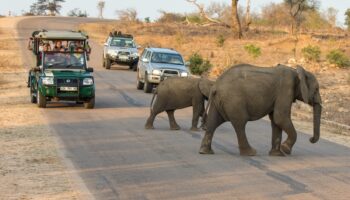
[145,51,151,60]
[106,37,111,45]
[140,49,148,59]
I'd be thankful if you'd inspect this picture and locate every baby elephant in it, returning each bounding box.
[145,77,214,131]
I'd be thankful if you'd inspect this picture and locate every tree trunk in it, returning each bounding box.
[232,0,243,39]
[244,0,251,31]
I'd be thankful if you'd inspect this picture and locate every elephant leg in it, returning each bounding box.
[199,105,225,154]
[145,110,159,129]
[232,121,257,156]
[274,116,297,155]
[268,113,284,156]
[191,100,204,131]
[166,110,180,130]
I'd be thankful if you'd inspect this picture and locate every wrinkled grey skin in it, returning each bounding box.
[200,64,322,156]
[145,77,214,131]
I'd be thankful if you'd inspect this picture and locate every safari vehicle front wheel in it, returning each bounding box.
[30,87,37,103]
[37,89,46,108]
[105,59,111,70]
[143,76,153,93]
[84,98,95,109]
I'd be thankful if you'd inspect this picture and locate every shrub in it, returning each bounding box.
[216,35,226,47]
[301,45,321,62]
[188,53,212,75]
[326,50,350,68]
[244,44,261,58]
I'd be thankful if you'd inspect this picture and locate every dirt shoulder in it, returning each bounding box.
[0,17,85,200]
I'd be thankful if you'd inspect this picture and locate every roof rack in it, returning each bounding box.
[109,31,133,39]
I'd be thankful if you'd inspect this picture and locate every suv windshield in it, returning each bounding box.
[110,37,135,48]
[43,52,86,70]
[151,53,184,65]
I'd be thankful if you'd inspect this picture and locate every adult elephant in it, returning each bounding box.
[200,64,322,156]
[145,77,214,131]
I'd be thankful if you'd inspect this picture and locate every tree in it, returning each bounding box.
[345,8,350,31]
[97,1,105,19]
[28,0,65,16]
[284,0,319,34]
[244,0,252,31]
[326,7,338,28]
[116,8,139,22]
[232,0,243,38]
[68,8,88,17]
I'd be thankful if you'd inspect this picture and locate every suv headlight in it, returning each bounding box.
[108,50,117,56]
[152,69,161,75]
[42,77,54,85]
[131,52,139,57]
[83,78,94,85]
[180,72,189,77]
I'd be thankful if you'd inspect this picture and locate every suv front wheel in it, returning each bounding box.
[84,97,95,109]
[143,74,153,93]
[105,58,111,70]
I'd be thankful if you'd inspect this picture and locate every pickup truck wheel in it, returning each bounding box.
[105,59,111,70]
[143,77,153,93]
[136,79,144,90]
[37,90,46,108]
[84,98,95,109]
[30,87,37,103]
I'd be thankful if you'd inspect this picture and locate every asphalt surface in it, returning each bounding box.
[17,17,350,200]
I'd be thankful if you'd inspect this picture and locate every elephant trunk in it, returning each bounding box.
[310,103,322,143]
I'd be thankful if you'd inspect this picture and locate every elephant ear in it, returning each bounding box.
[199,78,214,98]
[296,66,309,104]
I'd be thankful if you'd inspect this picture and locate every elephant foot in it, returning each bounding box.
[239,147,257,156]
[190,127,201,132]
[170,124,181,130]
[269,149,285,156]
[281,143,292,155]
[199,146,215,154]
[145,124,155,130]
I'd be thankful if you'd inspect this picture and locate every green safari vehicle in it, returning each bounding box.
[27,30,95,109]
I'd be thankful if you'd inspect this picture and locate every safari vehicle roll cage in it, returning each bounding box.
[109,31,133,39]
[28,30,91,66]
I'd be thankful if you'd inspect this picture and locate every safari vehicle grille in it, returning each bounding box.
[57,78,79,87]
[118,51,130,56]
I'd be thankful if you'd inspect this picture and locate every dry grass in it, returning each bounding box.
[0,19,78,199]
[81,21,350,126]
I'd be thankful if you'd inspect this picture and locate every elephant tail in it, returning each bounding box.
[150,88,157,112]
[201,87,216,128]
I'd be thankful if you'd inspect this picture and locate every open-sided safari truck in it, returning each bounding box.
[27,30,95,109]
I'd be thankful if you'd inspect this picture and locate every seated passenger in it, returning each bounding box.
[53,40,64,51]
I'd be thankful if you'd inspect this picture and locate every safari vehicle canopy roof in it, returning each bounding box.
[32,30,88,40]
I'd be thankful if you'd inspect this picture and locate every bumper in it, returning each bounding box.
[39,85,95,101]
[147,74,186,84]
[108,55,139,64]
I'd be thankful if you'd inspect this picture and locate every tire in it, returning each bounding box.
[143,75,153,93]
[132,62,138,71]
[30,87,37,103]
[37,89,46,108]
[102,56,106,68]
[105,58,111,70]
[84,97,95,109]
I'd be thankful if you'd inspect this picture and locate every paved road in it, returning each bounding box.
[17,17,350,200]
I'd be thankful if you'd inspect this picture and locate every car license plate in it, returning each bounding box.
[119,55,129,61]
[60,87,77,91]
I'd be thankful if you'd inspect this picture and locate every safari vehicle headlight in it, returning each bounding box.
[180,72,189,77]
[152,69,162,75]
[42,77,54,85]
[83,78,94,85]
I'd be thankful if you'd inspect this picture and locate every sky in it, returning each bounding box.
[1,0,349,27]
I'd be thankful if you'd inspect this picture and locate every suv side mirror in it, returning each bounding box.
[104,43,108,46]
[86,67,94,72]
[32,66,41,72]
[142,58,149,63]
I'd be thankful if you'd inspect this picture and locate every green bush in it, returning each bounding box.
[188,53,212,75]
[244,44,261,58]
[326,50,350,68]
[216,35,226,47]
[301,45,321,62]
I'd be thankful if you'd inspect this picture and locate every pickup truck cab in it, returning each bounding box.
[27,30,95,109]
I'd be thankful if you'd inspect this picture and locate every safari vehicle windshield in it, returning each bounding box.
[43,52,86,70]
[151,53,184,65]
[110,37,135,48]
